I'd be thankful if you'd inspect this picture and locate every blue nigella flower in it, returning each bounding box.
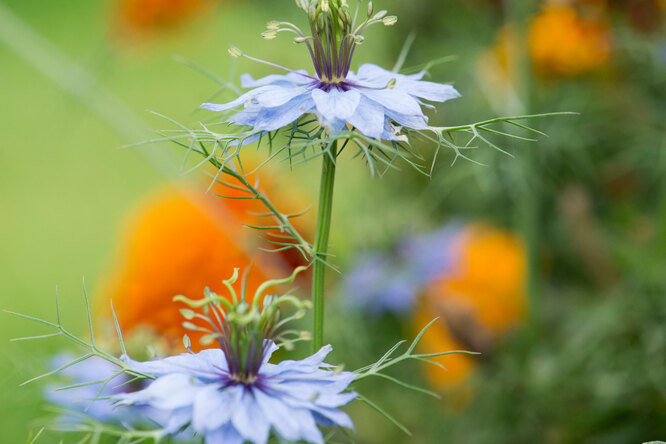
[200,3,459,141]
[115,342,356,444]
[343,252,421,315]
[46,354,130,424]
[201,64,460,141]
[45,353,177,431]
[343,223,463,315]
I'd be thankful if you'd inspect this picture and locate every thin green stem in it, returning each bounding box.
[312,141,338,352]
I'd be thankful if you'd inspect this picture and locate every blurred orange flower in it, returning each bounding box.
[116,0,213,34]
[99,172,310,351]
[415,224,526,389]
[529,4,611,76]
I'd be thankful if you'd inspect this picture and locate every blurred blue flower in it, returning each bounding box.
[343,252,420,315]
[344,224,462,315]
[201,64,460,140]
[116,342,356,444]
[45,354,170,428]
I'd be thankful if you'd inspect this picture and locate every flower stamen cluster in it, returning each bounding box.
[174,266,310,385]
[267,0,396,85]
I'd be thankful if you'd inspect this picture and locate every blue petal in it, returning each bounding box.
[122,349,227,380]
[253,86,309,108]
[358,88,423,117]
[254,390,322,444]
[345,95,385,139]
[354,63,461,102]
[205,422,244,444]
[200,86,273,112]
[262,345,333,377]
[311,88,361,121]
[191,384,239,432]
[312,409,354,429]
[230,390,271,444]
[246,94,314,132]
[164,406,193,434]
[383,108,429,130]
[115,373,198,410]
[261,341,280,366]
[398,80,461,102]
[380,120,409,142]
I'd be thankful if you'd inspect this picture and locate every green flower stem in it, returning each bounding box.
[312,141,338,352]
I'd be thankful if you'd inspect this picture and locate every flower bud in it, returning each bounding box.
[183,321,200,331]
[382,15,398,26]
[321,0,329,12]
[228,46,242,58]
[367,1,373,16]
[179,308,196,320]
[373,10,387,20]
[262,30,278,40]
[266,21,280,30]
[294,36,308,44]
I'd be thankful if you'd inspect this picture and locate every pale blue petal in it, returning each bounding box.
[253,86,309,108]
[356,63,422,82]
[354,63,460,102]
[116,373,197,410]
[164,407,193,434]
[312,409,354,429]
[230,390,271,444]
[122,349,227,380]
[311,88,361,121]
[261,340,280,366]
[313,391,357,408]
[250,94,314,132]
[191,384,239,432]
[384,108,429,130]
[254,390,316,443]
[262,345,333,377]
[229,111,258,127]
[293,409,324,444]
[398,80,461,102]
[359,88,423,117]
[205,422,244,444]
[200,86,273,112]
[345,96,385,139]
[380,120,409,142]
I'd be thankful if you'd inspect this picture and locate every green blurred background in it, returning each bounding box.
[1,0,665,442]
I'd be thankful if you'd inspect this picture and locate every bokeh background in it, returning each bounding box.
[1,0,665,442]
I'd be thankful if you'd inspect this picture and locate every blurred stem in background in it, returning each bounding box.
[0,2,178,177]
[660,137,666,254]
[506,0,540,339]
[312,141,338,352]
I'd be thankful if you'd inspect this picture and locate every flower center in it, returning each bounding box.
[268,1,397,84]
[311,79,355,91]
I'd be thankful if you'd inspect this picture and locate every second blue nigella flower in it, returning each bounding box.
[116,342,356,444]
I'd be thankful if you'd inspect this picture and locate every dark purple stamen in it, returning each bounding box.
[310,80,360,92]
